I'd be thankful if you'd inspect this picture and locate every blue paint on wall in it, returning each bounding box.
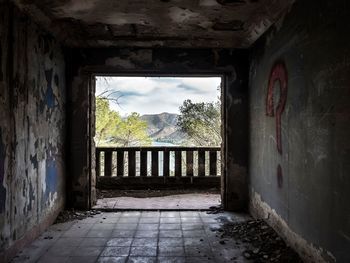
[0,129,7,213]
[45,158,58,200]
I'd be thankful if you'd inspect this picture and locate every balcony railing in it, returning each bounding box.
[96,147,221,189]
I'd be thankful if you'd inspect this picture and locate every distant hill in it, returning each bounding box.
[141,113,187,144]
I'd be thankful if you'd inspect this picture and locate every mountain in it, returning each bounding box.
[141,113,186,144]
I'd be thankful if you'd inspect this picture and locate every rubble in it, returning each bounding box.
[213,218,303,262]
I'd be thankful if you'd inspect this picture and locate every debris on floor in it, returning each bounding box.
[207,204,224,214]
[212,218,303,262]
[54,209,101,223]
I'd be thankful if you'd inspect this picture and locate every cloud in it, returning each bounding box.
[96,77,221,115]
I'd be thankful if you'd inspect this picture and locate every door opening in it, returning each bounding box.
[90,75,225,210]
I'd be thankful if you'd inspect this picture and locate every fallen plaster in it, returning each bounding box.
[249,190,336,263]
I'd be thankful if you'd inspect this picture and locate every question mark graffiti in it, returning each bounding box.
[266,62,288,188]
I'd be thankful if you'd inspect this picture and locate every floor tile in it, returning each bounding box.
[115,223,138,230]
[111,230,135,238]
[72,246,104,257]
[97,256,127,263]
[159,230,182,238]
[135,230,158,238]
[46,245,77,257]
[127,257,156,263]
[106,238,133,247]
[92,224,116,230]
[183,230,206,237]
[79,237,108,247]
[121,212,141,217]
[54,237,84,247]
[37,255,69,263]
[141,212,160,218]
[130,246,157,256]
[87,229,113,238]
[159,237,183,247]
[158,246,185,256]
[132,238,158,247]
[101,246,130,257]
[160,212,180,218]
[137,223,159,230]
[181,224,204,231]
[67,256,98,263]
[139,218,160,224]
[184,237,209,247]
[118,218,139,223]
[159,224,181,230]
[156,257,186,263]
[160,218,181,224]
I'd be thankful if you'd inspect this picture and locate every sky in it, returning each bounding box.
[96,76,221,116]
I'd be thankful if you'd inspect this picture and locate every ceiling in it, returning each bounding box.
[14,0,293,48]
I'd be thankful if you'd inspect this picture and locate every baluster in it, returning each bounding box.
[163,150,170,177]
[198,150,206,177]
[186,151,194,177]
[175,151,182,177]
[117,150,124,177]
[140,150,148,177]
[209,150,217,176]
[104,151,112,177]
[152,150,159,177]
[128,150,136,177]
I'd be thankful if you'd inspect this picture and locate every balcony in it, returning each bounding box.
[96,146,221,189]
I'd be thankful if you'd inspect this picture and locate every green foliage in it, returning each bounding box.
[177,99,221,146]
[95,97,151,146]
[110,112,152,146]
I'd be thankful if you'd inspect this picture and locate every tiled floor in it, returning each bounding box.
[12,211,252,263]
[93,193,221,210]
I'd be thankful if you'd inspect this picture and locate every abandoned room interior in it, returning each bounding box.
[0,0,349,262]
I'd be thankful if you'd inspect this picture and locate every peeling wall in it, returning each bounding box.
[249,0,350,261]
[0,3,66,260]
[67,48,249,211]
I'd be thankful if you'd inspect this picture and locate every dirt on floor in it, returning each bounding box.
[96,188,220,199]
[212,217,303,262]
[54,210,102,224]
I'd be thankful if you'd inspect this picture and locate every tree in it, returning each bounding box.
[110,112,152,147]
[95,97,151,146]
[177,99,221,146]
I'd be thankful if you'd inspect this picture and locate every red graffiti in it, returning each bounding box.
[266,62,288,188]
[266,62,288,154]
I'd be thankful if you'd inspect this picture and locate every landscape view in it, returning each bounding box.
[95,77,222,148]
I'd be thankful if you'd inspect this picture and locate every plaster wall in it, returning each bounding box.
[249,0,350,262]
[0,3,66,261]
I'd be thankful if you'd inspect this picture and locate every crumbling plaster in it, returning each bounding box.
[13,0,294,48]
[0,3,66,261]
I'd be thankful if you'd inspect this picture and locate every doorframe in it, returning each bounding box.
[87,72,228,209]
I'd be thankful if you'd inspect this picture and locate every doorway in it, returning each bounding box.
[90,75,225,210]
